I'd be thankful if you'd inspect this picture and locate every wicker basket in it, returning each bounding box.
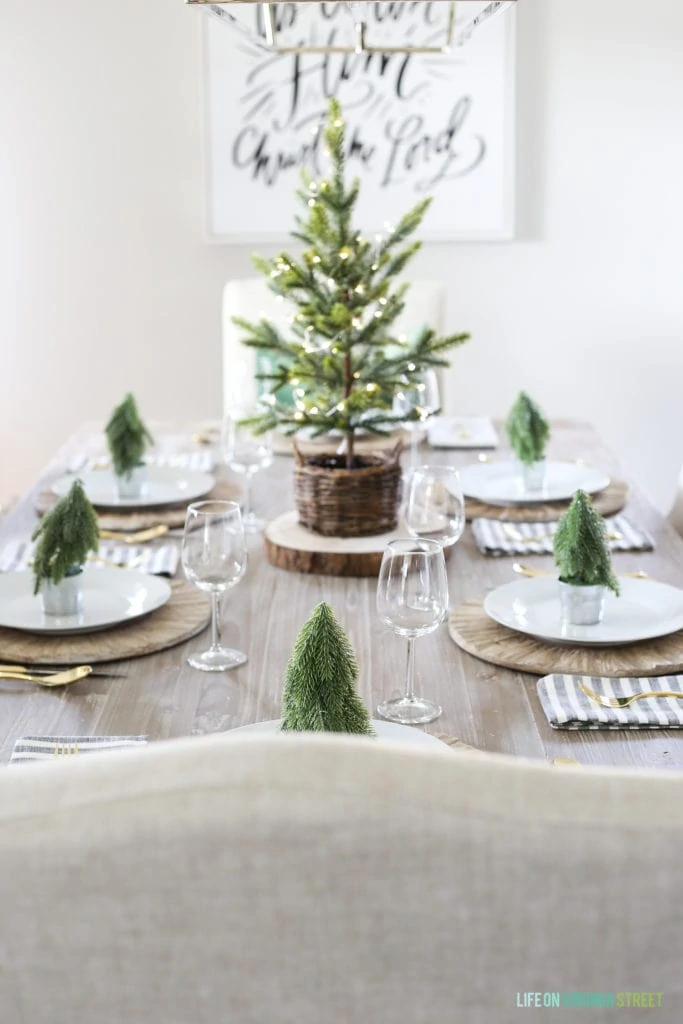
[293,444,403,537]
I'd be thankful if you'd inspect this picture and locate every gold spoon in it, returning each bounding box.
[0,666,93,687]
[512,562,649,581]
[98,525,170,544]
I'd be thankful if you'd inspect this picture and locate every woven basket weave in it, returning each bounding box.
[293,444,402,537]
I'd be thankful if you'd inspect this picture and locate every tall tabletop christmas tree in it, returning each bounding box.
[505,391,550,465]
[553,490,620,594]
[281,603,374,735]
[105,393,154,477]
[32,479,100,594]
[235,98,469,471]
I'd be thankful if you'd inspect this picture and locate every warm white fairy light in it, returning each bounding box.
[296,314,305,322]
[373,311,382,319]
[310,406,319,415]
[354,284,365,295]
[295,387,305,398]
[351,317,362,329]
[353,371,361,379]
[312,255,321,264]
[398,334,408,343]
[384,222,395,234]
[379,297,387,306]
[371,263,379,271]
[336,401,346,412]
[339,251,349,260]
[334,118,344,128]
[366,383,379,393]
[291,378,300,387]
[407,362,416,371]
[327,278,336,288]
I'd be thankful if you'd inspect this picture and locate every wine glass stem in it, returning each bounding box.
[410,430,419,473]
[210,590,221,651]
[243,472,253,520]
[404,637,416,701]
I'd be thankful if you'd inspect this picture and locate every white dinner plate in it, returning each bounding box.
[484,576,683,646]
[0,566,172,635]
[227,719,446,751]
[52,467,215,508]
[458,461,610,505]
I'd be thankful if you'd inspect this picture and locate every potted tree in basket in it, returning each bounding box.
[505,391,550,493]
[553,489,620,626]
[32,479,100,616]
[235,98,469,537]
[105,393,154,499]
[281,602,374,735]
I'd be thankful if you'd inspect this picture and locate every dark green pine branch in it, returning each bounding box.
[553,490,620,594]
[32,479,100,593]
[105,393,154,477]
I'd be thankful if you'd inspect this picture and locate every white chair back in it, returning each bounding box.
[1,732,681,1021]
[222,277,446,412]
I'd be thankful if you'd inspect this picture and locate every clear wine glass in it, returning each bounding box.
[182,500,247,672]
[376,538,449,725]
[405,465,466,549]
[223,407,274,533]
[393,369,440,476]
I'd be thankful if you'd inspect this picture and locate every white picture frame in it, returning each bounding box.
[201,4,516,244]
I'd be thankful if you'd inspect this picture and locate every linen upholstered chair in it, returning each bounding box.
[222,277,446,412]
[668,470,683,536]
[1,732,681,1022]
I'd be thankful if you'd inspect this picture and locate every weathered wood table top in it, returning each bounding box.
[1,419,682,770]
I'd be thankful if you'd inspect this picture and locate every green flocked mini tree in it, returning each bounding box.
[553,489,620,595]
[32,479,100,594]
[505,391,550,465]
[281,602,374,735]
[235,98,470,471]
[105,393,154,477]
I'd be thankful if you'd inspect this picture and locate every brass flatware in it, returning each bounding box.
[192,430,218,446]
[87,554,144,570]
[0,664,118,678]
[503,525,623,544]
[552,757,580,767]
[98,525,170,544]
[512,562,649,581]
[0,666,93,687]
[53,743,79,757]
[580,682,683,709]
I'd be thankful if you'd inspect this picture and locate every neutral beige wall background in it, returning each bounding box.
[1,0,682,509]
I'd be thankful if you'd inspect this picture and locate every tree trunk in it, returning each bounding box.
[343,352,355,471]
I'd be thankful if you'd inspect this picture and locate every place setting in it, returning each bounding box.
[450,488,683,684]
[459,392,629,522]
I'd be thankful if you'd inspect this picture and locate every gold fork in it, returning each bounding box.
[512,562,649,581]
[579,682,683,709]
[0,666,92,687]
[53,743,79,757]
[98,525,169,544]
[503,525,623,544]
[87,554,144,571]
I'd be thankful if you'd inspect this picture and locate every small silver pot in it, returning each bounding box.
[41,569,83,617]
[559,581,606,626]
[116,464,146,499]
[518,458,547,494]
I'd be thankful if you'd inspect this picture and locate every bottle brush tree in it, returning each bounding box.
[505,391,550,465]
[235,97,470,471]
[105,393,154,477]
[32,479,100,594]
[281,602,374,735]
[553,489,620,595]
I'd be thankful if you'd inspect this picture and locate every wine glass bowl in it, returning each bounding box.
[405,466,465,549]
[376,538,449,725]
[223,408,273,533]
[182,500,247,672]
[393,370,440,476]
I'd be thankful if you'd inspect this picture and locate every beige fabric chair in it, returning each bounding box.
[668,470,683,536]
[222,277,446,412]
[1,732,682,1022]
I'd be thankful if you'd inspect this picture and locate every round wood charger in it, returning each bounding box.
[449,598,683,678]
[35,479,241,532]
[265,511,455,577]
[464,479,628,523]
[0,581,210,665]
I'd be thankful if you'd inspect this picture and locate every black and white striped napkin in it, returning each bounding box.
[537,674,683,730]
[10,736,149,764]
[0,539,179,577]
[67,451,213,474]
[472,514,654,557]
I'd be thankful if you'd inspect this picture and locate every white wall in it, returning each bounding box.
[1,0,682,509]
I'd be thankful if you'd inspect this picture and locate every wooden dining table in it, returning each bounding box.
[2,418,683,770]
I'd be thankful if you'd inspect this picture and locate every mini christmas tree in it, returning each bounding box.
[281,602,374,735]
[235,98,469,470]
[32,479,100,593]
[105,393,154,477]
[505,392,550,465]
[553,490,620,594]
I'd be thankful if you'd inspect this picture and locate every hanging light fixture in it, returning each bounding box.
[186,1,516,56]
